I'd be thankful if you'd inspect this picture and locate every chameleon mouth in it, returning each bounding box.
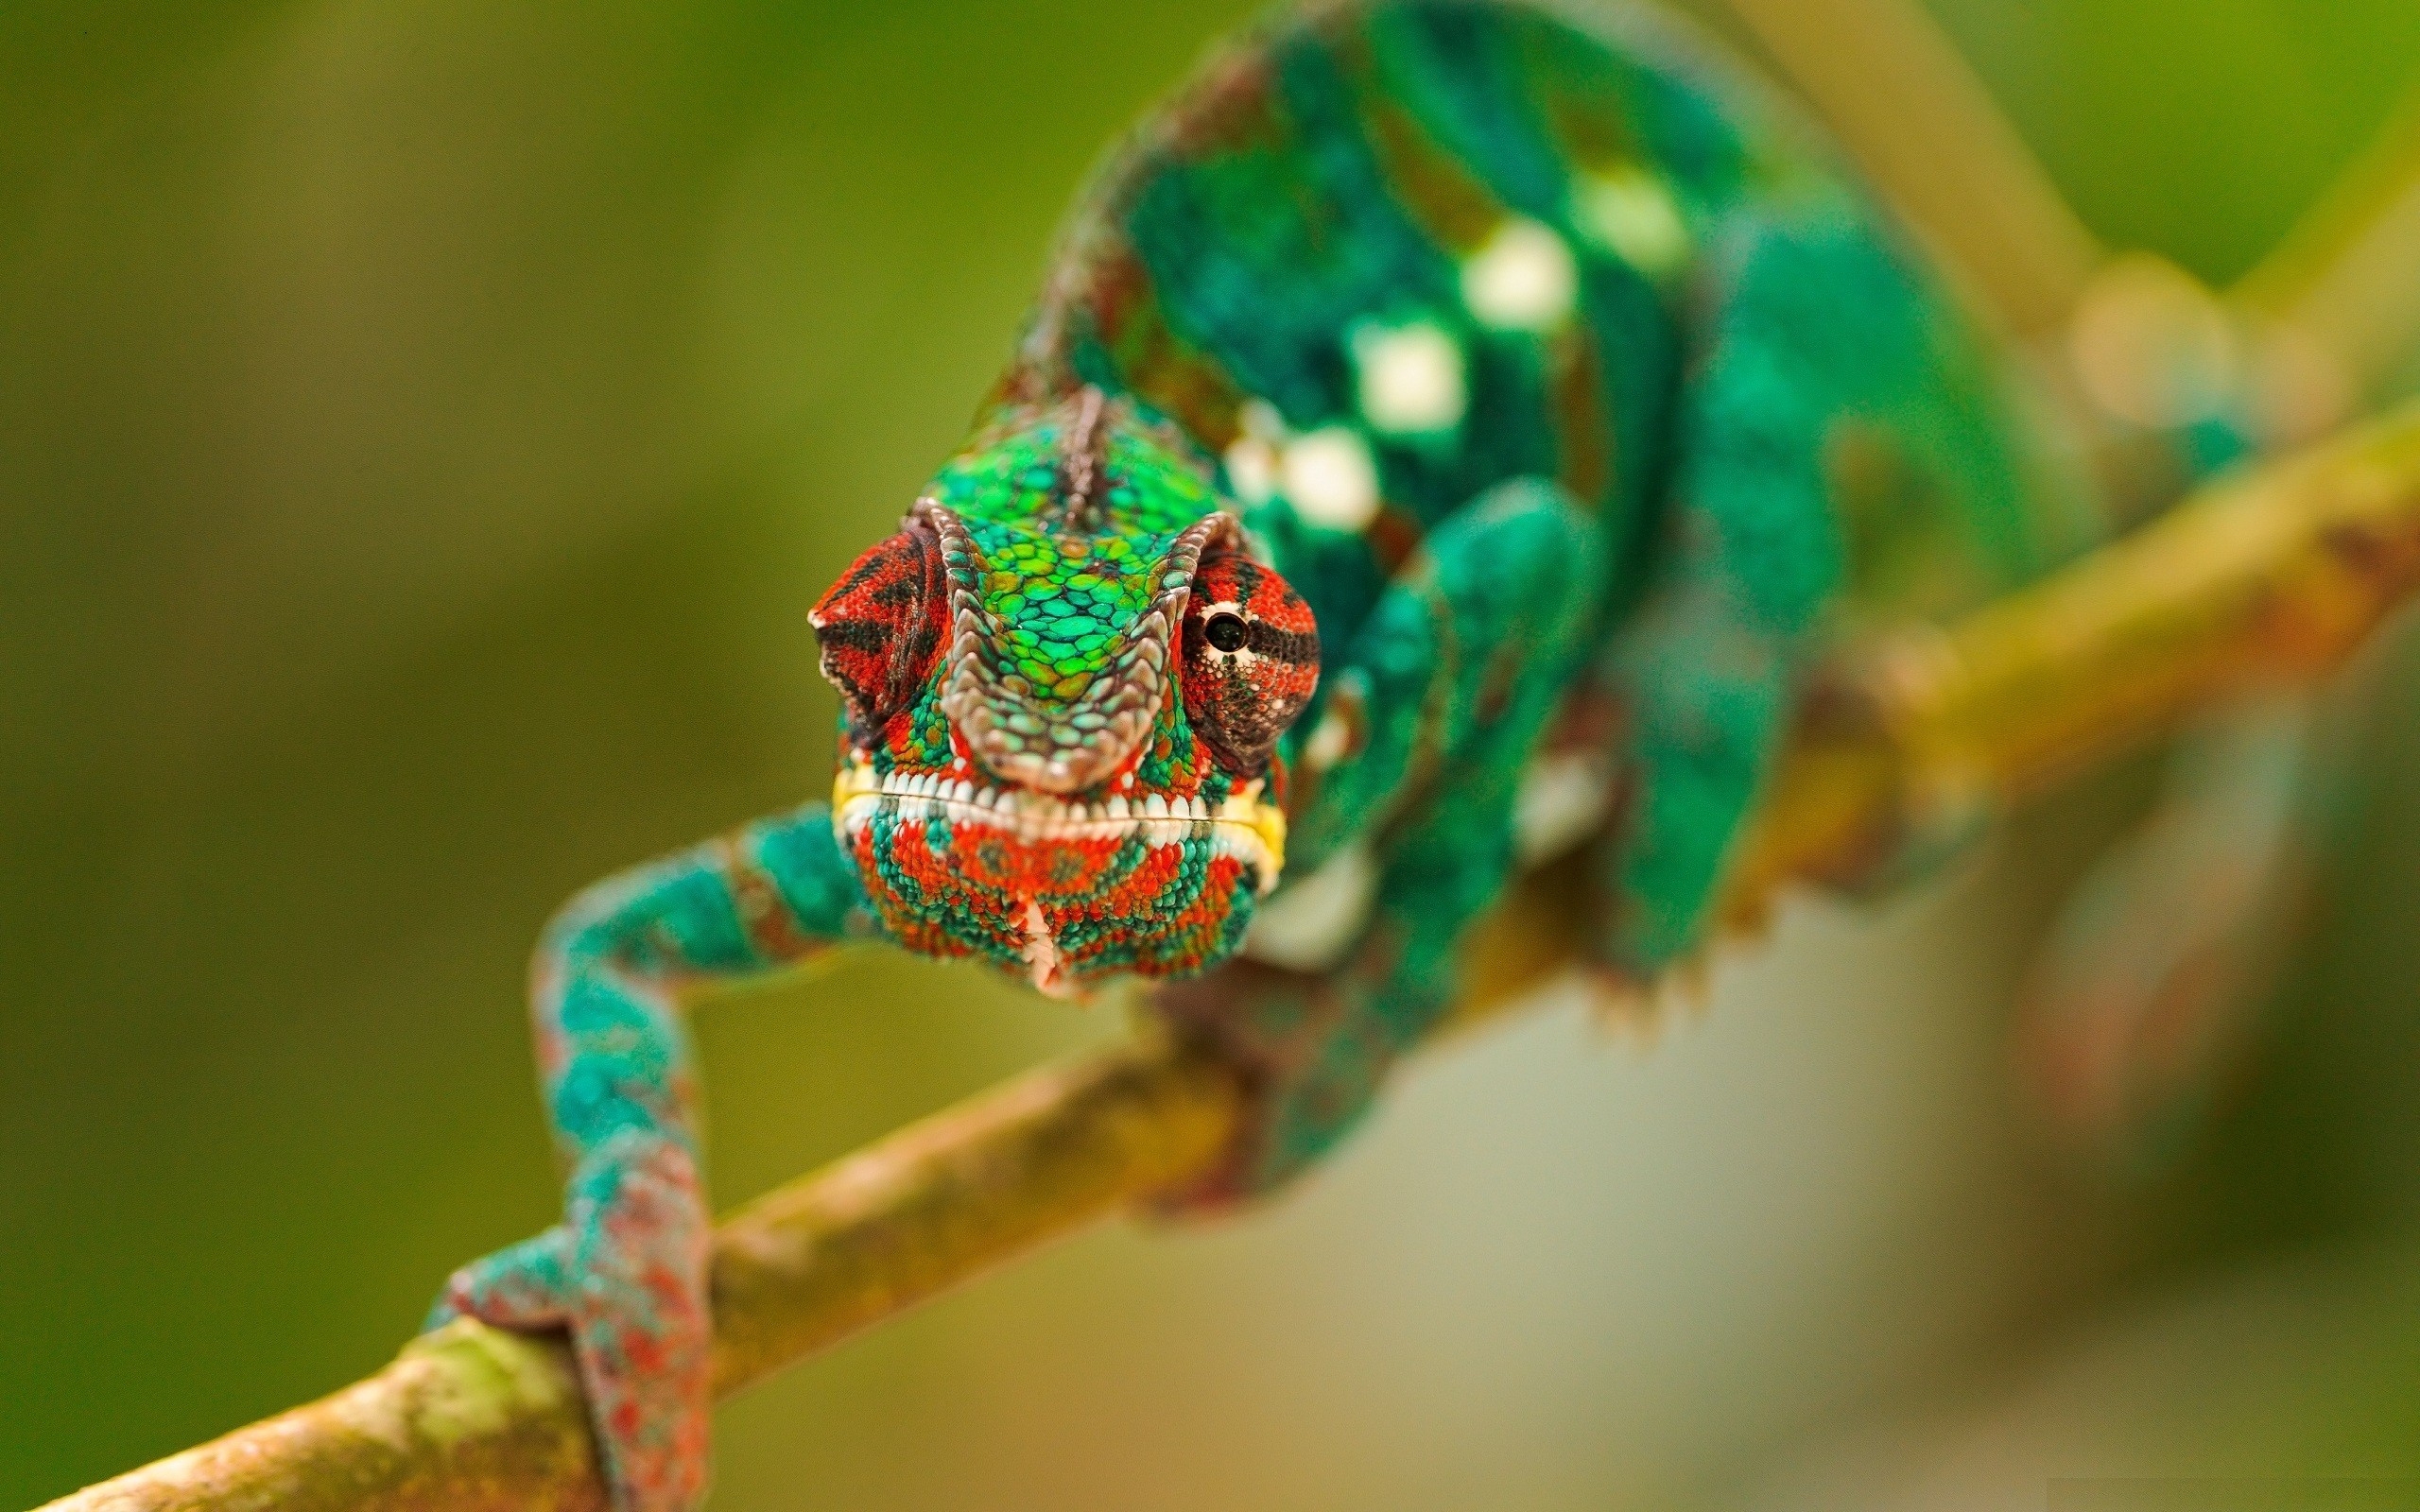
[830,759,1287,894]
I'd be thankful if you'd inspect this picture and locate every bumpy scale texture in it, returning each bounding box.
[430,4,2131,1508]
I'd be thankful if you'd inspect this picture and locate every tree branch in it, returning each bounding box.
[37,399,2420,1512]
[1718,0,2104,336]
[2237,83,2420,416]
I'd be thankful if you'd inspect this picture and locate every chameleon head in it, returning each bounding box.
[810,388,1320,996]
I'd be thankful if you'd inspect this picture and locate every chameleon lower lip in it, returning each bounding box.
[831,763,1287,892]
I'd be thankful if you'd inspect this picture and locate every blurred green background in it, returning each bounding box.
[8,1,2420,1507]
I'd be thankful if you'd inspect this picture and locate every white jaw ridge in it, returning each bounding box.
[831,760,1287,894]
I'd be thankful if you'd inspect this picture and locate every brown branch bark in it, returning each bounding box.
[38,402,2420,1512]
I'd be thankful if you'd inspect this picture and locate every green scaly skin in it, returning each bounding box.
[426,3,2122,1505]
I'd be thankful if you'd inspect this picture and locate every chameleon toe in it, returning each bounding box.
[426,1226,573,1332]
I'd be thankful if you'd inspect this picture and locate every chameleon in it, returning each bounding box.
[421,0,2251,1504]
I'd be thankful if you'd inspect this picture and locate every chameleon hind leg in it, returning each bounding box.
[2015,693,2330,1169]
[1590,206,1956,978]
[426,804,870,1512]
[1159,477,1609,1206]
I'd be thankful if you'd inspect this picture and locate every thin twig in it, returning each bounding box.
[38,400,2420,1512]
[2236,84,2420,409]
[1719,0,2104,335]
[1719,0,2419,455]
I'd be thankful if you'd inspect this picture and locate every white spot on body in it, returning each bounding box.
[1461,217,1580,332]
[1281,425,1383,531]
[1240,399,1288,440]
[1512,751,1616,865]
[1351,319,1467,435]
[1303,708,1355,773]
[1244,842,1378,972]
[1578,167,1690,275]
[1223,435,1280,505]
[1223,398,1297,507]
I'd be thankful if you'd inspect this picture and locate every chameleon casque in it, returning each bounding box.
[424,0,2195,1504]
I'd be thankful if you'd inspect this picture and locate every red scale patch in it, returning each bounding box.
[809,526,948,735]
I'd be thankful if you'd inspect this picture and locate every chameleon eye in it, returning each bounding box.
[1181,552,1320,773]
[808,523,947,736]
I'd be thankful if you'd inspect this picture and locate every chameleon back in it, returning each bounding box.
[1007,0,2108,660]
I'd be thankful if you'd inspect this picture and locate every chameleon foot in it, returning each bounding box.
[2015,698,2317,1168]
[430,1131,712,1512]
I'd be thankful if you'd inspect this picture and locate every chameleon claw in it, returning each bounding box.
[1575,942,1716,1051]
[562,1133,714,1512]
[426,1226,574,1332]
[436,1133,714,1512]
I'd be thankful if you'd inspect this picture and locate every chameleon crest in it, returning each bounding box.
[812,387,1318,994]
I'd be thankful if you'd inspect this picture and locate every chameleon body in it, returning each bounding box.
[428,2,2120,1504]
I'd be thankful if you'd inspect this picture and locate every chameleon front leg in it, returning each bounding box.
[1161,478,1609,1205]
[426,802,872,1512]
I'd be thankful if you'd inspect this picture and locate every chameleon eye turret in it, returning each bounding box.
[1179,549,1320,773]
[812,387,1313,994]
[807,518,948,740]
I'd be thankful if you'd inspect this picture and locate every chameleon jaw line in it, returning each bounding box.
[830,760,1288,895]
